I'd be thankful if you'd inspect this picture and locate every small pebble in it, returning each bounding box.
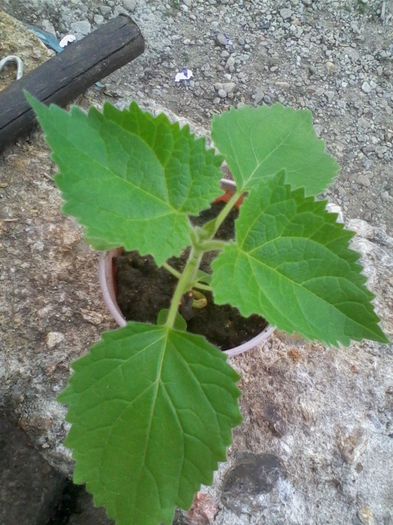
[358,117,369,128]
[280,8,293,20]
[93,14,104,24]
[226,55,235,69]
[80,309,104,325]
[221,81,236,94]
[70,20,91,36]
[99,5,112,15]
[357,507,375,525]
[216,32,229,46]
[46,332,65,349]
[362,81,372,93]
[358,174,371,187]
[41,19,56,36]
[325,61,336,74]
[122,0,137,10]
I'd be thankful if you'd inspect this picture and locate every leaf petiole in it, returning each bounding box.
[165,247,203,329]
[162,262,181,279]
[164,262,212,291]
[206,190,243,239]
[199,239,230,252]
[192,281,212,292]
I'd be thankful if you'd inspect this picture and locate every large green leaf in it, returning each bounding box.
[211,104,339,196]
[28,96,223,265]
[211,172,387,346]
[59,323,241,525]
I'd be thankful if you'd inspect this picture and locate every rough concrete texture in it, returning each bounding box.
[0,9,53,91]
[0,416,65,525]
[0,133,114,474]
[0,0,393,523]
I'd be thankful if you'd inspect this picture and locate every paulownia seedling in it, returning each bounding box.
[28,94,388,525]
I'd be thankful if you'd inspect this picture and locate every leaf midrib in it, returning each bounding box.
[57,122,178,213]
[132,329,169,518]
[238,113,303,189]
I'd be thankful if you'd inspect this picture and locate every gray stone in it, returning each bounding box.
[253,87,264,104]
[46,331,65,349]
[362,81,372,93]
[93,14,104,25]
[41,18,56,35]
[226,55,235,71]
[0,417,65,525]
[221,453,287,514]
[221,81,236,94]
[264,402,287,437]
[358,117,369,129]
[70,20,91,37]
[325,60,336,74]
[358,174,371,187]
[99,5,112,16]
[218,88,227,98]
[216,32,229,46]
[279,8,293,20]
[122,0,137,11]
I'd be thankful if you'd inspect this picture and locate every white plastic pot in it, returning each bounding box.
[98,178,274,357]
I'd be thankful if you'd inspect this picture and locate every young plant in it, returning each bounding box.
[28,95,387,525]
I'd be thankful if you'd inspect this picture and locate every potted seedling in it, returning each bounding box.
[28,94,388,525]
[98,176,275,358]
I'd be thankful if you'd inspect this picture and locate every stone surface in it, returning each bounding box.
[0,133,112,475]
[0,416,65,525]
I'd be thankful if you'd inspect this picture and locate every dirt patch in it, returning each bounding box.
[115,202,267,350]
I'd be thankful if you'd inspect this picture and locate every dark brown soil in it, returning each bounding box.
[115,203,267,350]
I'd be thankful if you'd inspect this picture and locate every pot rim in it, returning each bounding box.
[98,177,274,357]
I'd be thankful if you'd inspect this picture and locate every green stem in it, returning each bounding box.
[165,190,243,329]
[163,262,181,279]
[192,281,213,292]
[210,190,242,238]
[200,239,230,252]
[165,247,202,328]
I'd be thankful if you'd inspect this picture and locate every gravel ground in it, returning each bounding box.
[1,0,391,227]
